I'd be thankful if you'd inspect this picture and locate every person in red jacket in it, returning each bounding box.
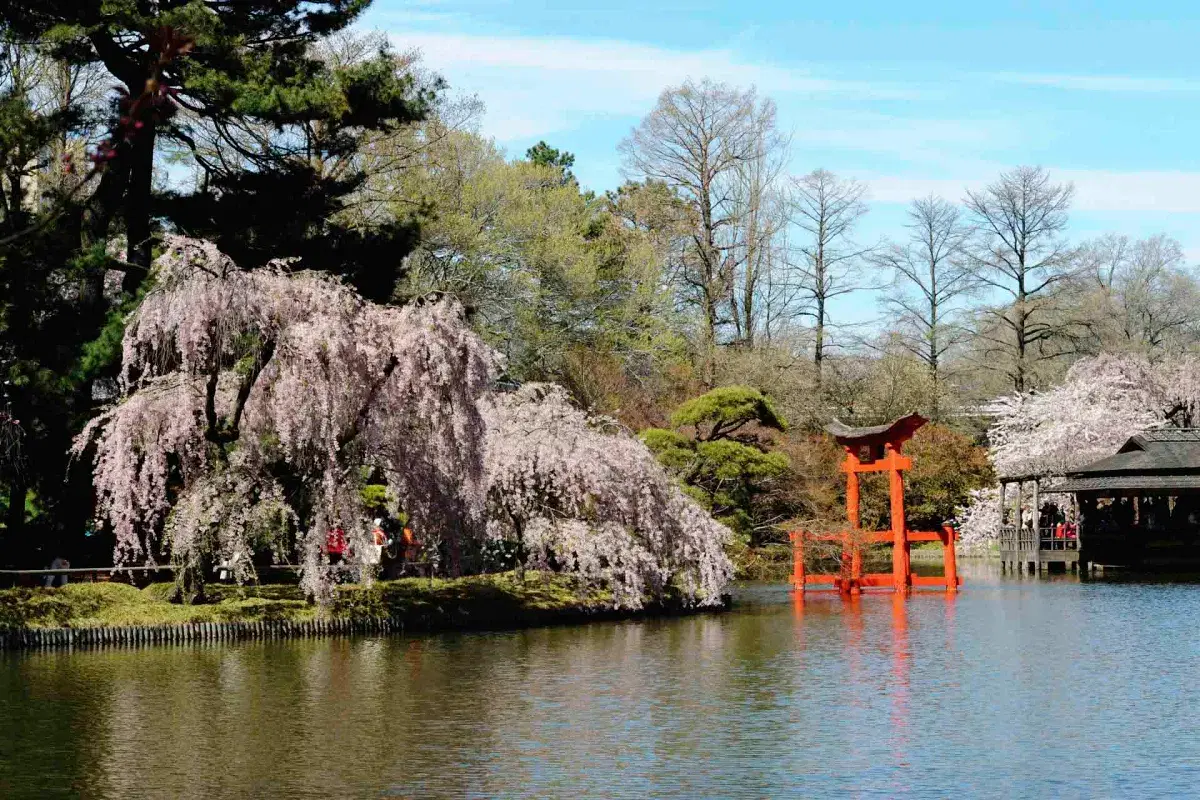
[324,527,347,565]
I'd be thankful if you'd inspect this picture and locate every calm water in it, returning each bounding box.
[3,564,1200,798]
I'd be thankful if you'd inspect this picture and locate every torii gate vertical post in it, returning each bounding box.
[887,442,910,592]
[845,447,863,594]
[791,413,961,595]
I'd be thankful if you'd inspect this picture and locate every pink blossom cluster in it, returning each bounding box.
[483,384,733,608]
[955,353,1200,547]
[76,238,733,607]
[77,237,495,599]
[987,354,1200,479]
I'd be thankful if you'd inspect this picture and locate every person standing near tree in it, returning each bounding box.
[324,528,347,566]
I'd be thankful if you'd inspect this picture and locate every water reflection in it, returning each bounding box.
[3,565,1200,798]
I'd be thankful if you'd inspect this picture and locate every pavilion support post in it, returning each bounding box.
[1032,479,1041,550]
[1015,481,1024,545]
[998,480,1009,570]
[1074,494,1087,574]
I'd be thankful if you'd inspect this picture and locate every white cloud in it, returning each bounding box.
[1062,170,1200,213]
[990,72,1200,93]
[386,30,909,141]
[790,113,1010,163]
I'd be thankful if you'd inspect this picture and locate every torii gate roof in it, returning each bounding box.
[825,413,928,448]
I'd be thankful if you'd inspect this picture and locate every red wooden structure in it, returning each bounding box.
[790,413,960,594]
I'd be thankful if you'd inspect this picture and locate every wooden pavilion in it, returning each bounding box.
[1000,429,1200,572]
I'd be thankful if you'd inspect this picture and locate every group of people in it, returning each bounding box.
[1088,495,1200,536]
[323,517,421,575]
[1036,504,1078,539]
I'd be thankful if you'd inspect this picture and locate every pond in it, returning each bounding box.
[2,563,1198,798]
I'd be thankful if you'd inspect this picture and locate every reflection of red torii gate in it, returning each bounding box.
[790,413,960,594]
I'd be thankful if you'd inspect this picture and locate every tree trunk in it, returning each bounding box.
[701,300,717,387]
[929,294,940,422]
[814,293,825,393]
[123,122,156,292]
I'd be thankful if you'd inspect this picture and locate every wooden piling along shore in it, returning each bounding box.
[0,617,405,650]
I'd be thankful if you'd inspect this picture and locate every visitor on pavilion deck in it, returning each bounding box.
[1142,496,1167,533]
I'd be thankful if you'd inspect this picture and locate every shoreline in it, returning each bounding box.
[0,572,729,651]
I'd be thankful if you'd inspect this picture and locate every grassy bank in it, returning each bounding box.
[0,572,665,632]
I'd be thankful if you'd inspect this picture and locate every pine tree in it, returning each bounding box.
[0,1,433,561]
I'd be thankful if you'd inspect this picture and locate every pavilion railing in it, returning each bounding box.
[1039,527,1078,551]
[998,526,1033,552]
[999,526,1077,552]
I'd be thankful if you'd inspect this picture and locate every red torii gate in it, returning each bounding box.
[790,413,960,594]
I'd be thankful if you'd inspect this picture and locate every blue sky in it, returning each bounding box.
[362,1,1200,321]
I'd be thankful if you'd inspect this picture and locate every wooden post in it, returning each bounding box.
[791,530,805,591]
[889,444,910,593]
[942,525,959,592]
[1073,493,1085,573]
[844,448,862,595]
[1032,479,1040,549]
[998,481,1006,525]
[845,449,861,528]
[1015,481,1023,531]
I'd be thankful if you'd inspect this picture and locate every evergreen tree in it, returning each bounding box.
[525,140,575,185]
[0,1,433,562]
[0,0,434,295]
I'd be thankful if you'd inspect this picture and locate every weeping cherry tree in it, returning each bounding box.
[75,238,495,601]
[75,238,733,607]
[484,384,732,608]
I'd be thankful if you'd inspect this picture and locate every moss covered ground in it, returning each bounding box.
[0,572,626,631]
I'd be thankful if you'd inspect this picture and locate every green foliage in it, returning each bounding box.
[389,129,687,412]
[903,424,994,529]
[670,386,787,439]
[639,428,692,469]
[360,484,391,514]
[525,140,576,184]
[0,572,624,630]
[643,388,791,545]
[696,440,790,482]
[856,424,993,531]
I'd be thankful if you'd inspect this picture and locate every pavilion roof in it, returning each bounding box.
[825,413,928,447]
[1055,428,1200,492]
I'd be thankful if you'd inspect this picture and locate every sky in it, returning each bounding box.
[361,1,1200,322]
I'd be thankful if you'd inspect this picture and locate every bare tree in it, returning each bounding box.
[619,79,778,384]
[785,168,871,383]
[963,165,1076,392]
[726,104,788,348]
[0,34,106,222]
[1075,233,1200,356]
[873,195,972,420]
